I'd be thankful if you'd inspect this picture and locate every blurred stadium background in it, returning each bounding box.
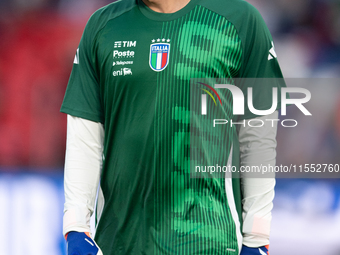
[0,0,339,254]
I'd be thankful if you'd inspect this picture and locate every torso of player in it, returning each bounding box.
[94,4,242,157]
[92,2,242,254]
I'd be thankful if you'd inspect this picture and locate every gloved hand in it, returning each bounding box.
[240,245,269,255]
[66,231,103,255]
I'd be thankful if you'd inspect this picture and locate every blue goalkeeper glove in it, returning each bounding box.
[240,245,269,255]
[66,231,103,255]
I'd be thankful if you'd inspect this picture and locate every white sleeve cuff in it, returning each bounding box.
[63,206,92,235]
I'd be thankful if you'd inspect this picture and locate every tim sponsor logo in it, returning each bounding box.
[114,41,137,48]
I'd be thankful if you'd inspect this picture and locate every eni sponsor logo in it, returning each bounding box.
[113,67,132,77]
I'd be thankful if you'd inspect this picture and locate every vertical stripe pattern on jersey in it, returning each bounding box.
[153,5,242,254]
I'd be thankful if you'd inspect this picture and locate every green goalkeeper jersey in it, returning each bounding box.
[61,0,284,254]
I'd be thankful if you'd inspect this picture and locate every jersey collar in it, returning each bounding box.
[138,0,200,21]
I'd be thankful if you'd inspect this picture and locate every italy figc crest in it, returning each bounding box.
[149,39,170,72]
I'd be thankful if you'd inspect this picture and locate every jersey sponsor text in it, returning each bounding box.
[113,50,135,58]
[114,41,137,48]
[112,67,132,76]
